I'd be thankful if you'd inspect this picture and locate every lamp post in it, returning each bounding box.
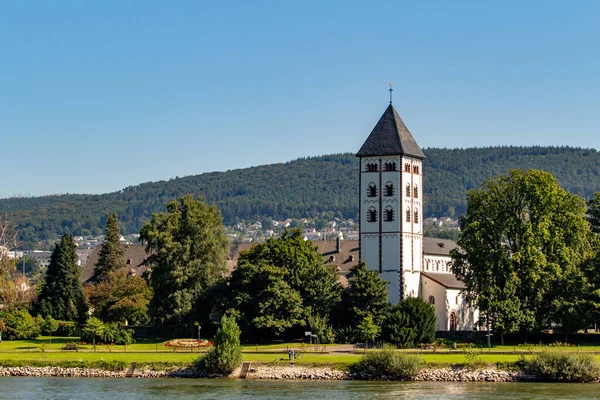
[198,325,201,341]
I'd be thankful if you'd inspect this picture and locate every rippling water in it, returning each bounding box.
[1,378,599,400]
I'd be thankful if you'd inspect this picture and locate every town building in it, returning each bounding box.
[357,99,478,331]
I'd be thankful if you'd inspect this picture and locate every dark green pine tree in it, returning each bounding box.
[37,234,89,323]
[91,213,125,283]
[336,261,390,328]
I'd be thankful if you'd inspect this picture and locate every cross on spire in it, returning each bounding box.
[388,82,393,104]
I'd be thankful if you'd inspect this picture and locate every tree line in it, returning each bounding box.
[0,195,435,347]
[2,146,600,248]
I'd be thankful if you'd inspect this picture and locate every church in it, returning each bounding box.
[357,98,478,331]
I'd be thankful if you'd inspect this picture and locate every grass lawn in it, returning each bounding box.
[3,337,600,368]
[0,337,207,353]
[0,351,198,364]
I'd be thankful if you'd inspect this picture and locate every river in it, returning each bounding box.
[0,378,599,399]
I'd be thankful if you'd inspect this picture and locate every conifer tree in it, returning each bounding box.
[37,234,88,323]
[91,213,125,283]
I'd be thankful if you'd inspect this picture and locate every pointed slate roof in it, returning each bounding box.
[356,104,425,159]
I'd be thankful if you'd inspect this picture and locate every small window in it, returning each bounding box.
[367,207,377,223]
[405,208,411,223]
[404,163,411,172]
[413,165,420,174]
[384,162,397,171]
[414,210,419,224]
[413,185,419,199]
[384,206,395,222]
[384,182,394,197]
[428,296,435,305]
[367,182,377,197]
[405,184,411,197]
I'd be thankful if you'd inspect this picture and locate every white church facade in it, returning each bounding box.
[357,102,478,331]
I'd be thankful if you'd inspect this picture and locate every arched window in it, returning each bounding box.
[384,182,394,197]
[414,210,419,224]
[405,184,411,197]
[366,163,378,172]
[404,163,411,172]
[413,165,420,174]
[428,295,435,305]
[367,182,377,197]
[405,208,411,223]
[413,184,419,198]
[367,207,377,223]
[384,206,395,222]
[384,162,397,171]
[449,312,457,331]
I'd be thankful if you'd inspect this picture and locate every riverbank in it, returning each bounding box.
[247,365,535,382]
[0,364,558,382]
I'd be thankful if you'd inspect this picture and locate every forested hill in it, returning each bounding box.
[2,146,600,246]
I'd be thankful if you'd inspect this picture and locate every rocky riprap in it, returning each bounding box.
[0,367,125,378]
[250,366,538,382]
[248,365,347,380]
[0,365,543,382]
[0,366,224,379]
[414,368,531,382]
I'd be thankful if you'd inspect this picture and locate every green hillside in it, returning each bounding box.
[2,146,600,247]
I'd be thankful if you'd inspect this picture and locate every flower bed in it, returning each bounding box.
[164,339,213,348]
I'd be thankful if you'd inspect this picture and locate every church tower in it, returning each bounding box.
[357,97,425,304]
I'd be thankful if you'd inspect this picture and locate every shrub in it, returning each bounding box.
[41,316,59,337]
[463,348,487,370]
[497,356,527,372]
[335,326,359,344]
[80,319,135,345]
[199,315,242,374]
[307,314,336,344]
[526,351,600,382]
[4,309,40,340]
[81,317,105,347]
[357,315,381,346]
[56,320,77,337]
[102,322,135,345]
[382,297,435,348]
[350,344,423,379]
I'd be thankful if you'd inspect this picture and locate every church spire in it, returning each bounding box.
[356,102,425,159]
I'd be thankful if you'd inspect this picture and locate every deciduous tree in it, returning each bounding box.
[237,229,342,318]
[225,259,303,338]
[139,195,228,329]
[338,261,389,328]
[87,269,151,325]
[452,169,593,338]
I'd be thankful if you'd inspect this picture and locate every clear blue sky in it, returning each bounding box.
[1,0,598,198]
